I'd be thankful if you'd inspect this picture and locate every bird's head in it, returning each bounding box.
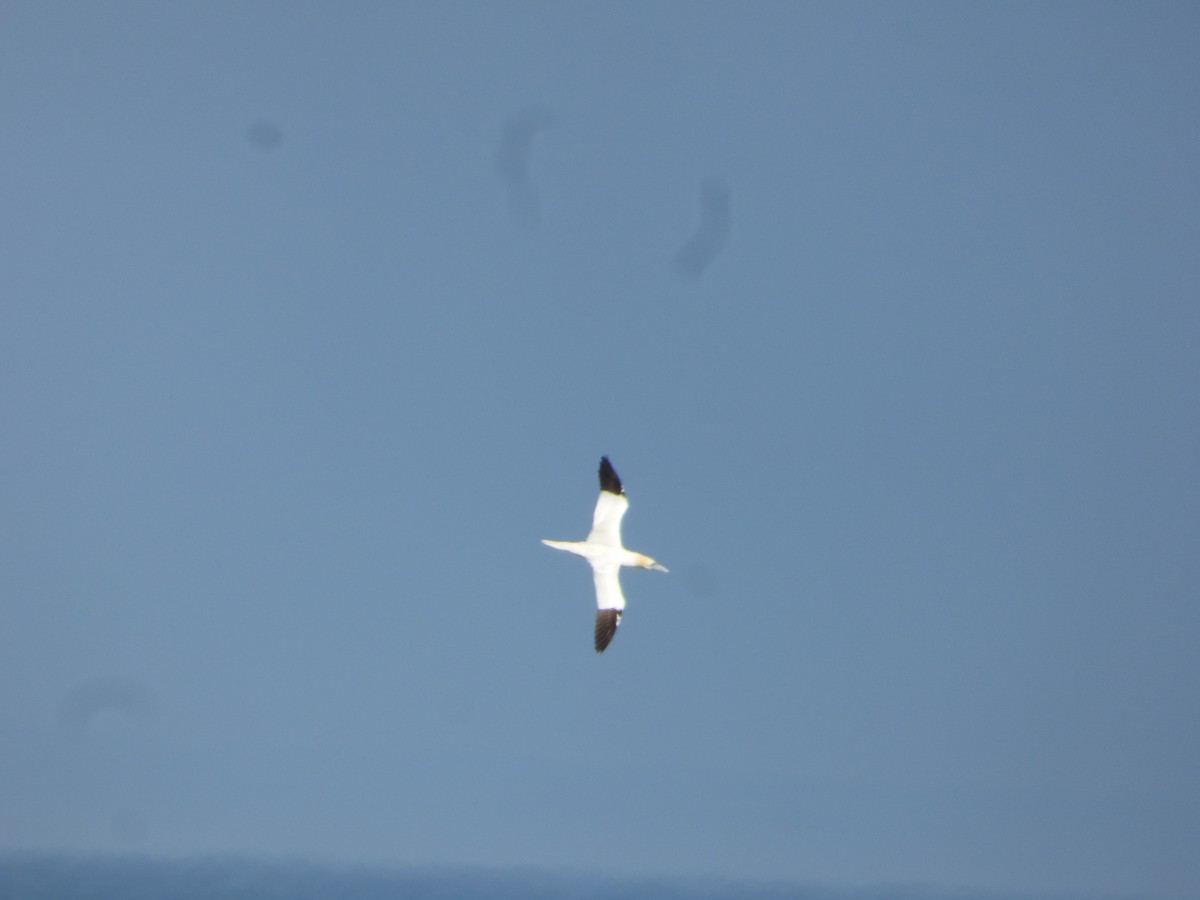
[636,553,669,573]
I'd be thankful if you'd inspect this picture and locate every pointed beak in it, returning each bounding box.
[650,562,669,573]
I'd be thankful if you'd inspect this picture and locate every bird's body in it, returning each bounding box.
[542,457,667,652]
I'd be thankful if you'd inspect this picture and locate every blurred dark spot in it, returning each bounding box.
[672,179,733,280]
[247,120,284,150]
[111,806,150,844]
[58,676,158,738]
[680,564,721,599]
[494,105,559,226]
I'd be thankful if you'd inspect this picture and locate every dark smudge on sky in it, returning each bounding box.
[57,676,159,738]
[246,120,283,151]
[494,106,559,227]
[672,179,732,280]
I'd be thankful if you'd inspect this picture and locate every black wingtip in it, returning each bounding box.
[595,608,622,653]
[598,456,624,495]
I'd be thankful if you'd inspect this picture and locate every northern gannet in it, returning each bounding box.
[543,457,668,653]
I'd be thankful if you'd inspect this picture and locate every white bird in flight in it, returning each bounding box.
[542,457,668,652]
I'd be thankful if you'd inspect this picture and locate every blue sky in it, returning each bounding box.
[1,3,1198,898]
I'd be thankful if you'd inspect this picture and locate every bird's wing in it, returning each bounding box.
[594,608,622,653]
[598,456,623,494]
[592,564,626,611]
[592,565,625,652]
[588,491,628,547]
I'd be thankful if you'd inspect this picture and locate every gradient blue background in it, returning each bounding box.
[2,3,1198,898]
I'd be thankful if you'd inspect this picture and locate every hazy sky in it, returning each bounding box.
[2,3,1198,898]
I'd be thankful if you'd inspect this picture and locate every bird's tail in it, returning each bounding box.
[541,539,588,557]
